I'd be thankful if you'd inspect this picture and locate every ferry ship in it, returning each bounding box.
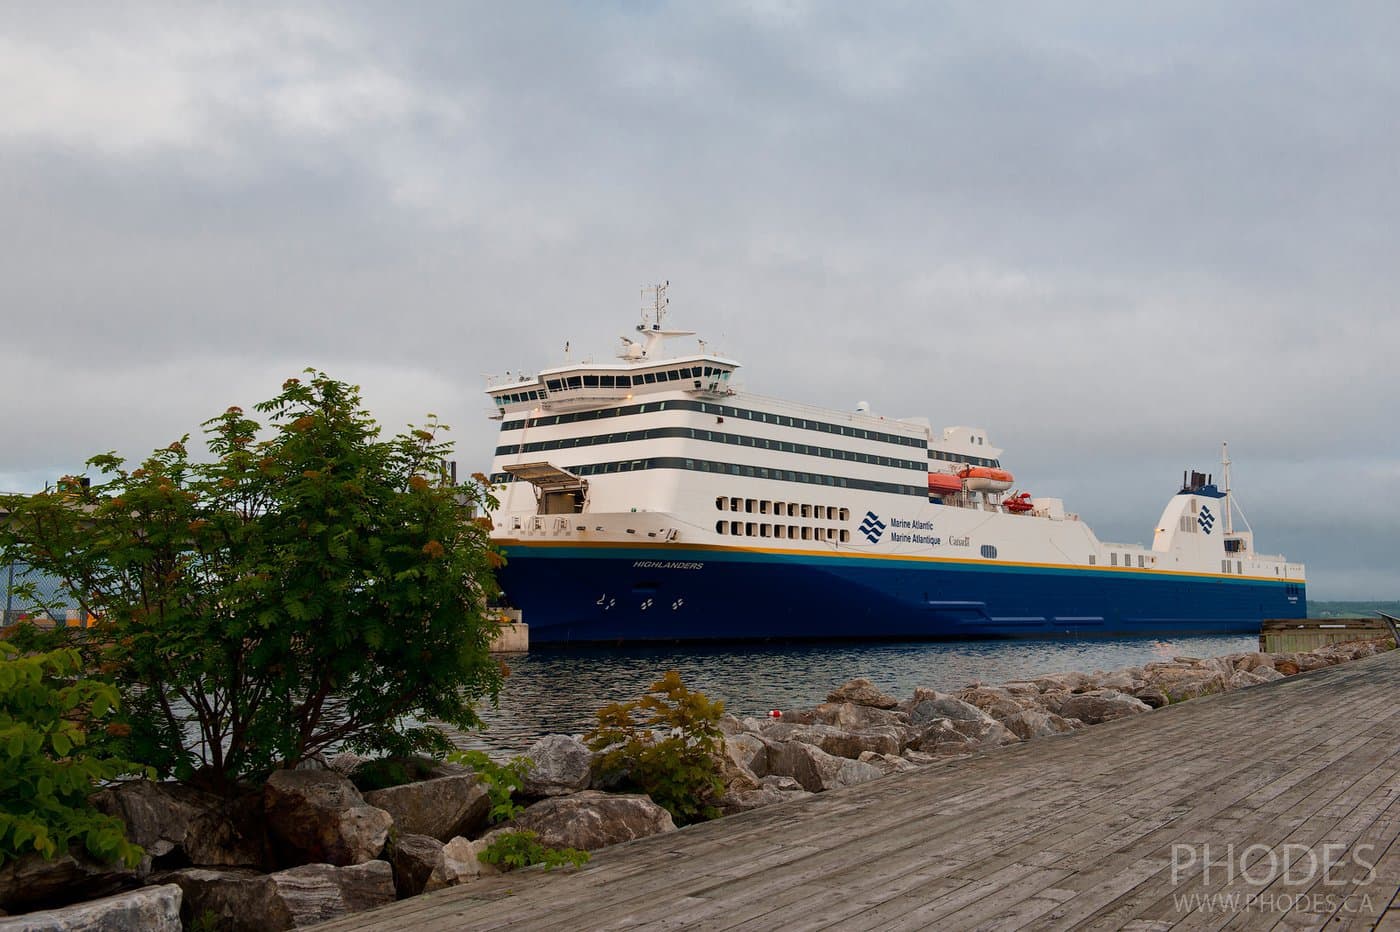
[484,285,1306,644]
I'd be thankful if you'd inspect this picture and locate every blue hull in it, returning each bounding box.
[494,544,1307,644]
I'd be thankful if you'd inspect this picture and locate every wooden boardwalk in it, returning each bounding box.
[318,650,1400,931]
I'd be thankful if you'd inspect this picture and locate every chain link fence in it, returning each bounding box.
[3,561,88,628]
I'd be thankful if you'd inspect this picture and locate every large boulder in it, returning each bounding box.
[167,861,395,932]
[1031,671,1096,694]
[0,883,182,932]
[1000,709,1081,740]
[1232,652,1278,673]
[810,701,910,732]
[947,717,1021,747]
[857,751,919,775]
[363,774,489,842]
[766,740,885,792]
[92,780,267,868]
[1131,686,1170,709]
[908,718,976,756]
[954,686,1034,721]
[496,791,675,851]
[388,835,498,898]
[440,837,499,885]
[0,850,142,914]
[387,834,447,898]
[785,723,905,759]
[520,734,594,797]
[907,694,996,727]
[262,770,393,867]
[1056,690,1152,725]
[826,678,899,709]
[724,733,774,777]
[719,777,813,815]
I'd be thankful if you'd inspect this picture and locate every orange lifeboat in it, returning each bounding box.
[958,466,1014,493]
[927,473,963,495]
[1003,491,1034,513]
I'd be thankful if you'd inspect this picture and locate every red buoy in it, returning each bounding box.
[768,709,782,718]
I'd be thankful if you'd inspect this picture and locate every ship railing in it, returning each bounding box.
[736,391,930,437]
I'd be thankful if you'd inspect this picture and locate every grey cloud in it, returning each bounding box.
[0,1,1395,597]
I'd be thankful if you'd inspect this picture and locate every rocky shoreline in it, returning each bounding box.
[1,635,1390,931]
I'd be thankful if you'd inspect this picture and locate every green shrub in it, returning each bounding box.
[0,643,147,867]
[348,755,445,793]
[477,830,588,871]
[446,749,532,824]
[0,372,505,792]
[584,671,726,826]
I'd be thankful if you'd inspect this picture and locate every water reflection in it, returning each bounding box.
[448,634,1256,754]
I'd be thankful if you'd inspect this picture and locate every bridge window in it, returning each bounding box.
[715,521,726,534]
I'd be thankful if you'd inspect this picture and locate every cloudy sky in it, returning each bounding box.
[2,2,1396,599]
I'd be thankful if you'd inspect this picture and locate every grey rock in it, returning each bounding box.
[719,781,813,814]
[262,770,392,867]
[440,837,500,885]
[325,752,367,776]
[826,677,899,709]
[1057,690,1153,725]
[388,833,447,898]
[0,850,141,914]
[520,734,594,797]
[954,686,1034,720]
[811,701,910,731]
[948,718,1021,747]
[0,884,181,932]
[1132,686,1170,709]
[1227,669,1272,690]
[717,713,751,736]
[168,861,394,932]
[724,733,773,778]
[766,740,885,792]
[857,751,919,774]
[92,780,266,868]
[364,774,489,841]
[787,723,906,759]
[999,709,1081,740]
[1031,671,1095,694]
[1232,652,1277,673]
[907,694,997,726]
[495,791,675,851]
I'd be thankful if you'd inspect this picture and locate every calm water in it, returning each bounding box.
[452,634,1257,754]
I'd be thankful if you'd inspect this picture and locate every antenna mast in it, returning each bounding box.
[640,281,669,329]
[1222,441,1233,535]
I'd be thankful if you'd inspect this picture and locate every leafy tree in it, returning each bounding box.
[0,642,147,867]
[0,373,504,792]
[584,671,726,825]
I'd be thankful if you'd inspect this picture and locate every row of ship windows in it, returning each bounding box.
[716,498,851,520]
[928,449,1001,469]
[495,389,543,406]
[716,521,851,542]
[1088,553,1154,568]
[543,367,730,394]
[500,400,927,449]
[495,427,926,472]
[489,456,927,497]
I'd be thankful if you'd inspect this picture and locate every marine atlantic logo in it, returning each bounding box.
[1198,504,1215,534]
[859,511,886,544]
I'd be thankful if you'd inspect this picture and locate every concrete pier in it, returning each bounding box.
[317,649,1400,931]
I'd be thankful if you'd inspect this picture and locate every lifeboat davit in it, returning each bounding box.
[927,473,963,495]
[1003,491,1034,514]
[958,466,1014,493]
